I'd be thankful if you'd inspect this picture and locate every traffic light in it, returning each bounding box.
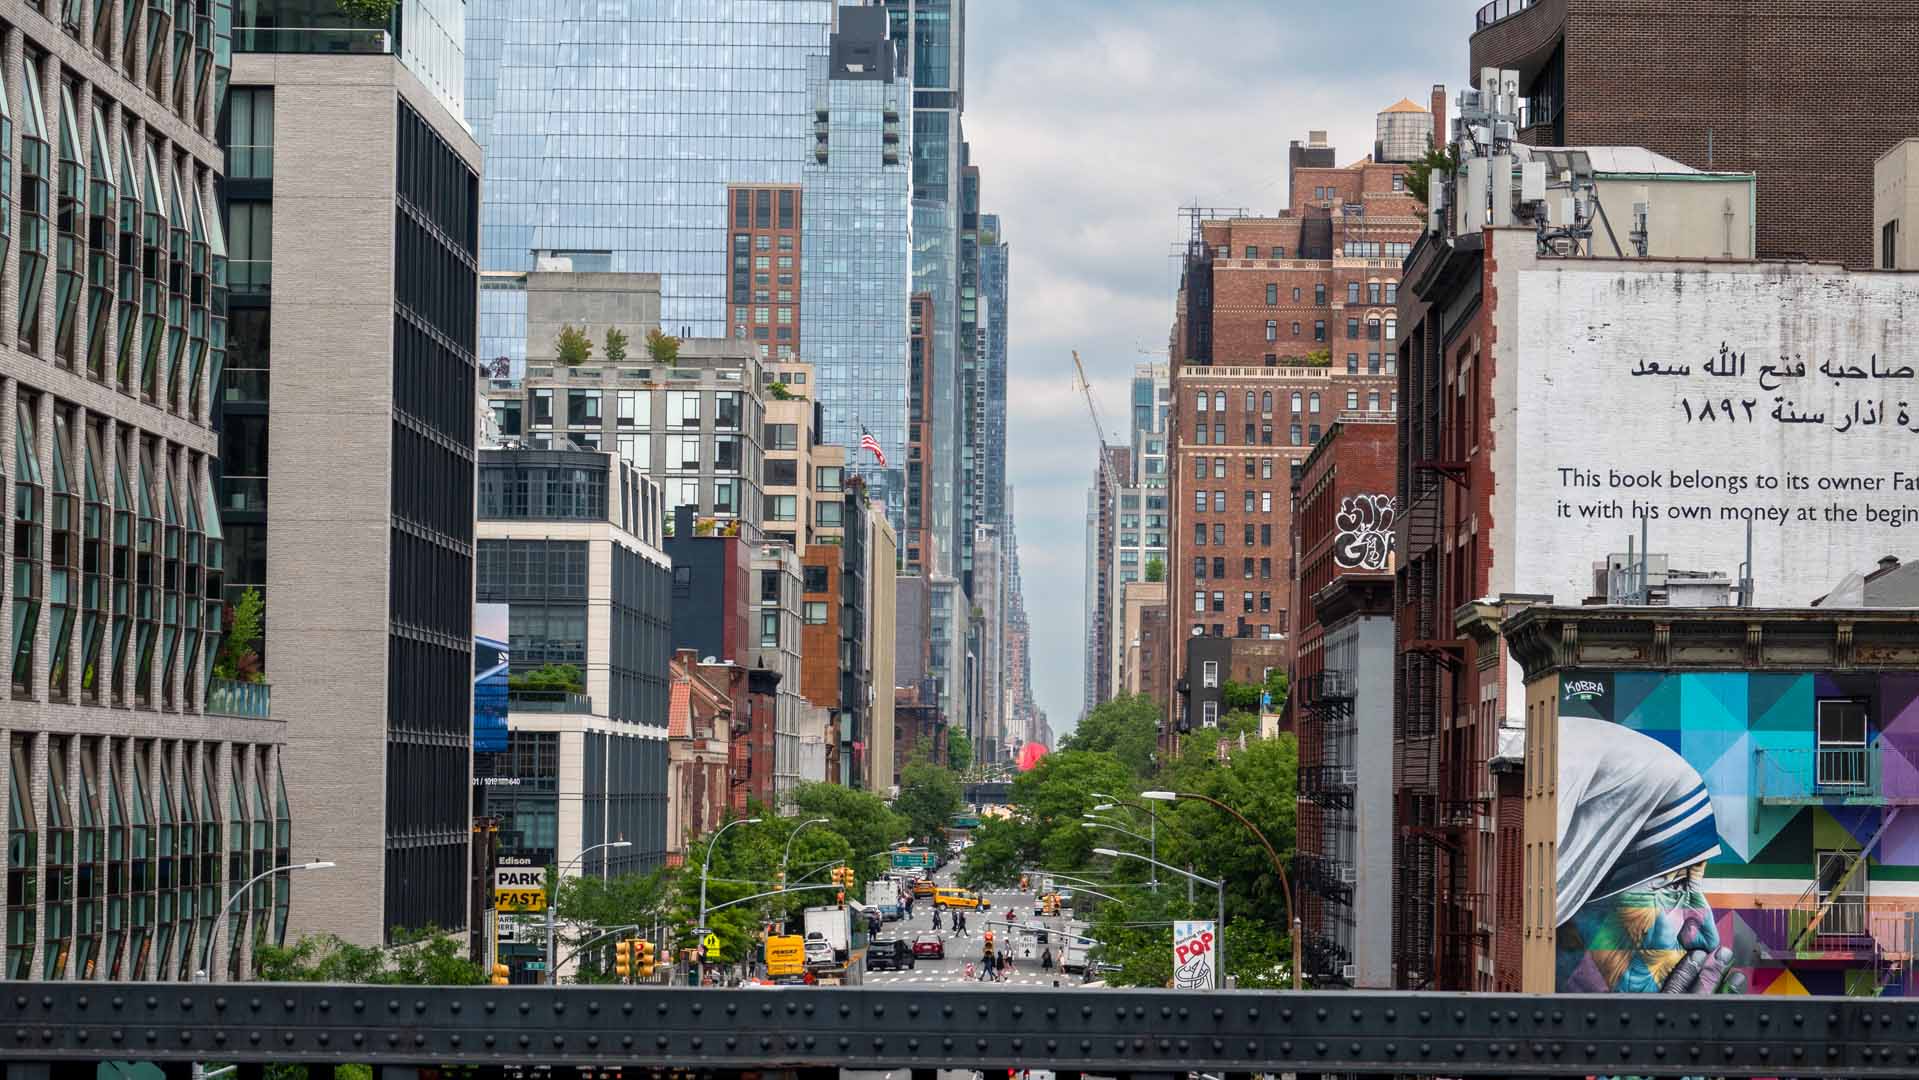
[614,938,632,978]
[637,940,657,979]
[491,962,509,986]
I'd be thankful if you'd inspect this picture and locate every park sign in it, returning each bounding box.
[765,934,806,976]
[1173,920,1217,990]
[494,857,546,913]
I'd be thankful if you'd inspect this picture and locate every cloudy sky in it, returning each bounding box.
[964,0,1482,735]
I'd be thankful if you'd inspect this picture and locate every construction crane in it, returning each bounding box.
[1071,350,1123,498]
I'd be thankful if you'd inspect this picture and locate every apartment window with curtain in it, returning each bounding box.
[227,88,273,179]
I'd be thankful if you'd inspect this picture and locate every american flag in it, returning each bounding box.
[859,427,887,466]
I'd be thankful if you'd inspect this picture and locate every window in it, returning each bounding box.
[1214,391,1226,412]
[227,87,274,179]
[1291,321,1301,337]
[1291,287,1302,302]
[616,391,644,428]
[667,391,701,428]
[1213,457,1227,479]
[1211,591,1225,613]
[567,389,601,427]
[1242,592,1254,613]
[1261,458,1273,479]
[713,435,742,473]
[1244,458,1255,479]
[227,201,272,293]
[1212,524,1225,545]
[1194,524,1207,546]
[1816,849,1868,935]
[1392,173,1405,192]
[1290,391,1302,413]
[1346,282,1360,304]
[1243,557,1254,579]
[1214,423,1225,444]
[1368,352,1381,374]
[1194,490,1207,513]
[767,423,798,450]
[1886,220,1901,270]
[765,494,797,522]
[1385,282,1398,303]
[1314,283,1326,306]
[1391,390,1399,413]
[1212,491,1226,512]
[1244,524,1255,545]
[1816,699,1870,787]
[1262,524,1273,544]
[804,566,830,593]
[1385,318,1397,340]
[1261,391,1272,413]
[1289,423,1302,446]
[1387,354,1398,376]
[1308,392,1320,412]
[816,466,843,491]
[1194,458,1207,480]
[1243,490,1254,512]
[1244,245,1257,258]
[804,601,829,624]
[777,307,792,324]
[1347,353,1359,374]
[1260,557,1272,579]
[714,392,743,430]
[711,478,739,516]
[760,612,780,648]
[777,256,793,269]
[816,500,844,527]
[1193,591,1206,613]
[1313,321,1326,341]
[1368,282,1382,304]
[1367,319,1382,341]
[665,434,701,471]
[1309,423,1322,443]
[1347,318,1360,339]
[1193,557,1206,580]
[531,389,554,427]
[1202,661,1219,688]
[1260,592,1272,613]
[1261,492,1272,512]
[1347,389,1359,410]
[1211,557,1225,578]
[1265,320,1277,342]
[1201,701,1219,728]
[1368,390,1381,411]
[1265,283,1278,305]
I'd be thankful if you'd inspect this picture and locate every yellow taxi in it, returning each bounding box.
[934,886,982,910]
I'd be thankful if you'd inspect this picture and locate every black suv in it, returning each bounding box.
[864,938,916,972]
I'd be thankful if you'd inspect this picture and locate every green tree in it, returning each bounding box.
[1012,750,1139,870]
[555,324,593,365]
[955,814,1030,890]
[645,328,681,364]
[894,758,963,843]
[1404,144,1457,207]
[507,663,583,693]
[1060,694,1159,778]
[213,586,266,682]
[790,783,907,881]
[1220,680,1262,713]
[767,381,795,400]
[1263,668,1290,713]
[251,926,484,984]
[603,327,630,362]
[947,729,974,771]
[551,867,677,983]
[1144,557,1165,583]
[335,0,396,22]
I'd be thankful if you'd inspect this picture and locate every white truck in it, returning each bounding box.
[864,879,903,920]
[1061,939,1091,975]
[802,905,852,966]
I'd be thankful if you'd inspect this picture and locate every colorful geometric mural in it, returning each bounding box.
[1556,670,1919,997]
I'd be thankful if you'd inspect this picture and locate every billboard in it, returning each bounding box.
[1512,268,1919,606]
[475,602,510,753]
[1172,920,1217,989]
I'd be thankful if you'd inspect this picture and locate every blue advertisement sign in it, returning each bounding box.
[474,603,510,753]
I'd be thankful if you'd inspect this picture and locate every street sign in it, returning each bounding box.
[522,961,547,972]
[1173,920,1217,990]
[764,935,805,976]
[495,864,547,913]
[701,933,721,953]
[494,888,546,913]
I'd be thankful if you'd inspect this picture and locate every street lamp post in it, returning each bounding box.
[1093,847,1224,990]
[545,840,634,985]
[779,817,831,893]
[1143,788,1301,990]
[696,816,763,986]
[1091,792,1158,886]
[196,860,335,982]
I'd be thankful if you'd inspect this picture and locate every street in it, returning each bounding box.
[862,866,1092,990]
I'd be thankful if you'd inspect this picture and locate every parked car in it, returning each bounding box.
[803,933,835,967]
[912,933,945,959]
[864,938,916,972]
[913,879,937,898]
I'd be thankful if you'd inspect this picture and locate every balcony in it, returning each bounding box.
[1469,0,1564,86]
[1755,746,1919,806]
[508,690,594,714]
[233,26,390,54]
[206,678,271,719]
[1474,0,1537,29]
[1299,764,1357,809]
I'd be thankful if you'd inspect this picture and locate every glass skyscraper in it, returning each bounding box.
[465,0,835,368]
[801,8,913,526]
[978,212,1008,526]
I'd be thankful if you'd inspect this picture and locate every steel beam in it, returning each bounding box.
[1,984,1917,1076]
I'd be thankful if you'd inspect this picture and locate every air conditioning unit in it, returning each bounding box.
[1338,768,1358,787]
[1338,865,1358,885]
[1340,964,1358,981]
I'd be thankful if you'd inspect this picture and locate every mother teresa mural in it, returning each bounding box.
[1555,714,1747,994]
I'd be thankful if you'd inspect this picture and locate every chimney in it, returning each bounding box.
[1431,83,1447,151]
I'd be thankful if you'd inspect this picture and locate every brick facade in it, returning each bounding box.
[1469,0,1915,266]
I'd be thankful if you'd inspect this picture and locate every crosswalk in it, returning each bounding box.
[864,971,1073,987]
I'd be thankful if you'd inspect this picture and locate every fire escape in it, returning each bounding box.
[1296,669,1356,982]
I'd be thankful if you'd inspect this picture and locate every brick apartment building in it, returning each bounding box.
[726,184,804,358]
[1163,111,1428,736]
[1290,418,1397,986]
[1084,446,1132,712]
[1469,0,1919,267]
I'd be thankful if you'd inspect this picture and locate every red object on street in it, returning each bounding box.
[1017,742,1049,772]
